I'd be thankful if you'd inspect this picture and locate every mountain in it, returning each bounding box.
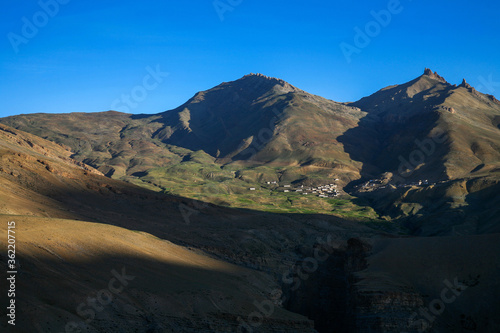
[3,70,500,186]
[155,73,364,170]
[343,68,500,182]
[0,73,369,186]
[338,69,500,232]
[2,71,500,333]
[2,69,500,225]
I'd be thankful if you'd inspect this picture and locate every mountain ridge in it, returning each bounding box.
[1,69,500,223]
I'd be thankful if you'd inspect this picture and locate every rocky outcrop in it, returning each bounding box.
[459,78,500,106]
[437,105,456,113]
[242,72,301,95]
[486,93,500,105]
[460,78,473,89]
[423,68,447,83]
[459,78,480,97]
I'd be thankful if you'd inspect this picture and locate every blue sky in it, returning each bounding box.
[1,0,499,117]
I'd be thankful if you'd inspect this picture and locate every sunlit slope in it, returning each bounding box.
[348,69,500,182]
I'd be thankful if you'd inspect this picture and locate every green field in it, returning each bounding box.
[123,155,381,222]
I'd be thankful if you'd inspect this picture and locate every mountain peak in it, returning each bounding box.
[243,73,288,85]
[238,73,299,94]
[423,68,433,75]
[459,78,473,89]
[244,72,279,80]
[423,68,447,83]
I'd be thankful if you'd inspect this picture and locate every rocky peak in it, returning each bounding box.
[459,78,500,104]
[423,68,447,83]
[460,78,472,89]
[244,73,285,83]
[423,68,433,76]
[241,73,299,94]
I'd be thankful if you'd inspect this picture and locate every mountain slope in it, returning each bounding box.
[343,68,500,183]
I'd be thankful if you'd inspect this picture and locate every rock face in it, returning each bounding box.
[281,238,428,333]
[344,239,425,333]
[282,245,351,332]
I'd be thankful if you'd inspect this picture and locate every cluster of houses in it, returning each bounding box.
[249,177,438,196]
[252,180,342,198]
[400,180,430,187]
[357,179,432,191]
[296,183,340,198]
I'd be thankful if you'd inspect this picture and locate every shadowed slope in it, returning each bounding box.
[0,217,316,333]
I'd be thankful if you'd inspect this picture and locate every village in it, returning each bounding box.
[249,180,343,198]
[355,178,435,192]
[248,177,438,197]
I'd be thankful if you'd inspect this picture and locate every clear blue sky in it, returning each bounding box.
[1,0,499,117]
